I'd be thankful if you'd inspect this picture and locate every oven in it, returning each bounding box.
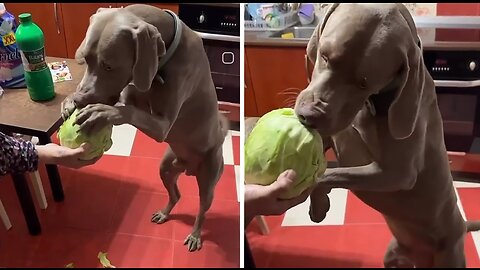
[178,3,240,128]
[424,50,480,154]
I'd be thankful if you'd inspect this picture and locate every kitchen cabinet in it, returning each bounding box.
[5,3,180,58]
[202,39,240,123]
[244,53,259,117]
[245,46,310,116]
[5,3,68,57]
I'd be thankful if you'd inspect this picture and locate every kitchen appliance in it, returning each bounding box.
[178,3,240,127]
[424,49,480,154]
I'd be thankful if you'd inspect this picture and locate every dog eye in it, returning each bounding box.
[321,54,328,63]
[102,63,112,71]
[359,77,368,89]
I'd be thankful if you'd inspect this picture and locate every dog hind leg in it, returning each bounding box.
[184,146,224,252]
[151,146,183,224]
[433,237,466,268]
[383,238,416,268]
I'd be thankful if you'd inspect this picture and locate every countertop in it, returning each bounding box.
[245,19,480,50]
[0,57,84,136]
[245,31,310,47]
[246,30,480,50]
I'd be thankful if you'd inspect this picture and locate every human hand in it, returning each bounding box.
[36,143,100,169]
[244,170,314,226]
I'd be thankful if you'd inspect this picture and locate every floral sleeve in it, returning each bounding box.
[0,132,39,176]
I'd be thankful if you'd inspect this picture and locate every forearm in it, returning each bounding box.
[319,162,416,192]
[35,145,56,165]
[119,105,174,143]
[0,132,39,175]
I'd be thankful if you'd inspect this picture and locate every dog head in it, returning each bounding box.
[295,3,425,140]
[73,7,166,107]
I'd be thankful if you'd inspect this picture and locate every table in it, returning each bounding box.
[0,57,85,235]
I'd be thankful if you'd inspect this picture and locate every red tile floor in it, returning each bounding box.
[247,151,480,268]
[0,126,240,268]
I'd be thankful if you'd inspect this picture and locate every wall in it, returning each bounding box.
[436,3,480,42]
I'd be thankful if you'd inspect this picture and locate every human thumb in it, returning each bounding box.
[77,143,91,153]
[268,169,297,197]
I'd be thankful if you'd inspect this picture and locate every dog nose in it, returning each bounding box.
[297,113,313,127]
[296,107,319,129]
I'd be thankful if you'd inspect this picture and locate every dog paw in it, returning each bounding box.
[309,194,330,223]
[61,96,76,121]
[184,233,202,252]
[151,210,168,224]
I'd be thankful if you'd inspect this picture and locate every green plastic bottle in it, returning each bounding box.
[15,13,54,101]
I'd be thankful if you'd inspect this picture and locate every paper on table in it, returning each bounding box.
[48,61,73,83]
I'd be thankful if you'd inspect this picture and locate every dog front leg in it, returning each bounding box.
[318,162,416,192]
[121,104,176,143]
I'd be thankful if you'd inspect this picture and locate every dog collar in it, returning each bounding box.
[128,10,182,89]
[153,9,182,85]
[158,9,182,73]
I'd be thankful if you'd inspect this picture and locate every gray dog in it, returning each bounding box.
[296,3,480,267]
[61,4,229,252]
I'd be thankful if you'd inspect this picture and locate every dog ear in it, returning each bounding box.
[131,21,166,92]
[306,3,339,65]
[96,7,109,14]
[387,6,425,140]
[75,12,102,65]
[76,8,116,65]
[75,37,87,65]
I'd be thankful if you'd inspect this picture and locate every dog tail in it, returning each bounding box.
[466,220,480,232]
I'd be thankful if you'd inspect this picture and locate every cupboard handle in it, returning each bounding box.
[54,3,60,34]
[304,54,311,84]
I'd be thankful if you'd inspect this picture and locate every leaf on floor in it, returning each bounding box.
[98,252,116,268]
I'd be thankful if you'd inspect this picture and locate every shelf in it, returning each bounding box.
[413,16,480,29]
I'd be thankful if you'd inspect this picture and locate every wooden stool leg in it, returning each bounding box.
[12,173,41,235]
[0,199,12,230]
[28,136,48,210]
[29,171,48,210]
[256,215,270,235]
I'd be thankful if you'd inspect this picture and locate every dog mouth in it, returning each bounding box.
[295,101,329,131]
[74,94,119,108]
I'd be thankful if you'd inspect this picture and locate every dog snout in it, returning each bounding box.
[295,102,326,129]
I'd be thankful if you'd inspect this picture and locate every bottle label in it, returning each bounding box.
[20,47,47,72]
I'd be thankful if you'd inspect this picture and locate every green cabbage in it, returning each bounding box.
[57,109,113,161]
[245,108,327,199]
